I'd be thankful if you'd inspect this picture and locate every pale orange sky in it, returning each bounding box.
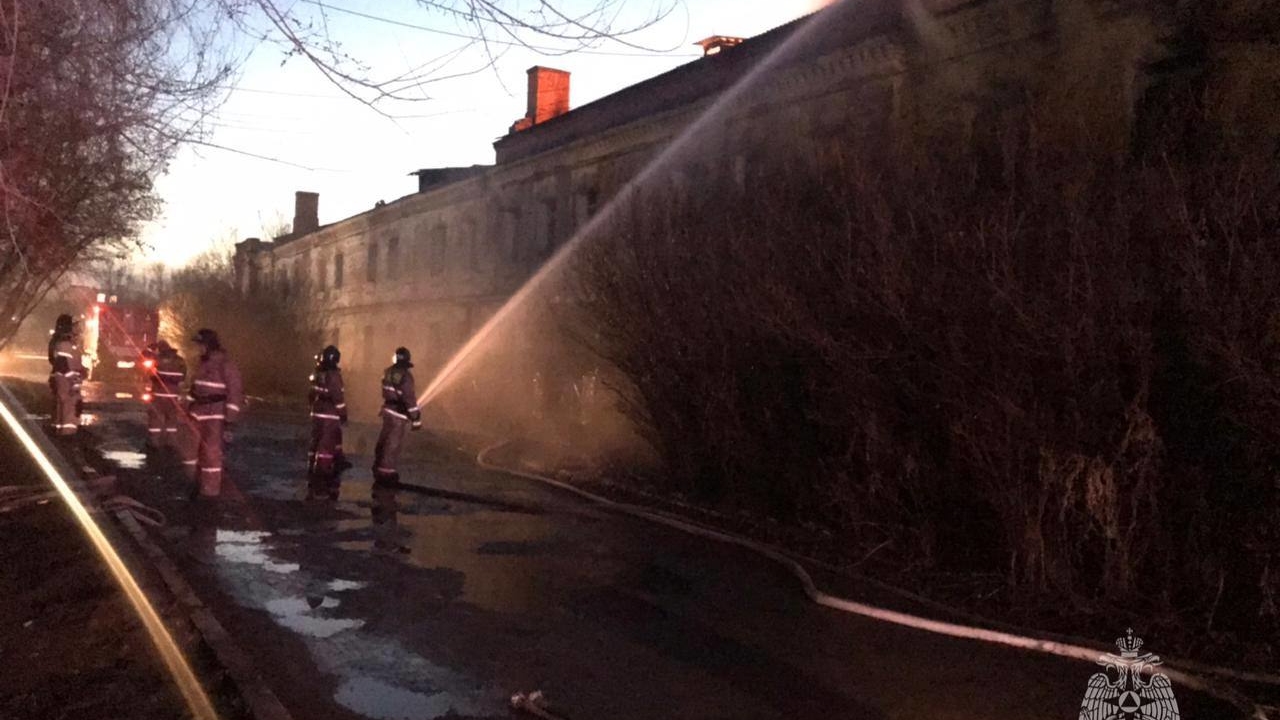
[142,1,821,267]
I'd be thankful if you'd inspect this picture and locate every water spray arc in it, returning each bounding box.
[0,385,219,720]
[417,0,863,409]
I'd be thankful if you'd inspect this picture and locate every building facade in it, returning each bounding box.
[234,0,1221,423]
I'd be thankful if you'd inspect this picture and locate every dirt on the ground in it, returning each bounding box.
[0,382,236,720]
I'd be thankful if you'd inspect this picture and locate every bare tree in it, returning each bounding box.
[0,0,679,350]
[216,0,683,110]
[0,0,233,348]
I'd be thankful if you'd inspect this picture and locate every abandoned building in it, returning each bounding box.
[233,0,1257,421]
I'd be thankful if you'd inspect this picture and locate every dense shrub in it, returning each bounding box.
[161,249,324,406]
[567,20,1280,653]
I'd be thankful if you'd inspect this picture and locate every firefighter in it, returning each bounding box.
[144,340,187,449]
[307,344,348,499]
[182,328,244,499]
[47,313,84,436]
[372,347,421,484]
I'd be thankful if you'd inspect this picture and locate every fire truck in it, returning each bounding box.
[79,290,160,383]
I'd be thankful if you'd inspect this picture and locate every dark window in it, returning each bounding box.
[334,252,344,288]
[316,256,326,290]
[507,209,522,262]
[586,188,600,219]
[366,242,378,283]
[466,219,481,272]
[542,199,557,254]
[429,225,447,276]
[387,237,400,280]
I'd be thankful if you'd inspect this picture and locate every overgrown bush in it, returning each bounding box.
[161,248,323,406]
[567,14,1280,657]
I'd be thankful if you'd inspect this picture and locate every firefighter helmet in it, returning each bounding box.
[320,345,341,368]
[54,314,75,334]
[191,328,220,349]
[393,347,413,368]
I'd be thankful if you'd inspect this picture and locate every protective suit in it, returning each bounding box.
[182,329,244,498]
[47,314,84,436]
[372,347,421,483]
[145,340,187,448]
[308,344,348,499]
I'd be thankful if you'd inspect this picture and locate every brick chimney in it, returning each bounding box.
[509,66,570,133]
[293,191,319,236]
[694,35,744,56]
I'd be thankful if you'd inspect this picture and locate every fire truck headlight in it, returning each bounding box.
[117,360,136,369]
[142,393,153,403]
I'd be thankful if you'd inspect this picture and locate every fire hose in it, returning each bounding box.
[476,441,1275,720]
[0,482,166,528]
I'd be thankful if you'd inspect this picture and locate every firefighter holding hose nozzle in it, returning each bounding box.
[47,313,84,437]
[307,344,350,500]
[372,346,421,485]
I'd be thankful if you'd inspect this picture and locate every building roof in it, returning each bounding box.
[491,3,899,164]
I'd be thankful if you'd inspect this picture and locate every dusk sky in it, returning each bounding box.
[141,0,823,267]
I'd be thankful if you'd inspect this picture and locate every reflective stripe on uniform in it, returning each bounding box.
[158,371,184,377]
[56,351,74,358]
[191,413,225,421]
[311,413,341,420]
[382,385,402,395]
[226,403,240,412]
[153,393,178,398]
[335,403,346,409]
[200,467,222,473]
[194,380,226,388]
[381,407,408,420]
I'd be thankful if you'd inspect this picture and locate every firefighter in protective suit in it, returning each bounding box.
[183,328,244,498]
[144,340,187,449]
[308,344,350,499]
[373,347,421,484]
[47,314,84,436]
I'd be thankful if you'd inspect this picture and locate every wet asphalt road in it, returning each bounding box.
[76,383,1246,720]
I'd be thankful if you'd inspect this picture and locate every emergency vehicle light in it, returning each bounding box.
[117,360,136,369]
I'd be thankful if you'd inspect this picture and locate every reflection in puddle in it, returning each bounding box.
[102,449,147,469]
[335,676,489,720]
[329,579,366,592]
[214,530,300,574]
[264,596,364,638]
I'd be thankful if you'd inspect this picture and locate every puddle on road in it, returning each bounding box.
[334,676,492,720]
[215,529,301,574]
[264,596,365,638]
[102,449,147,469]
